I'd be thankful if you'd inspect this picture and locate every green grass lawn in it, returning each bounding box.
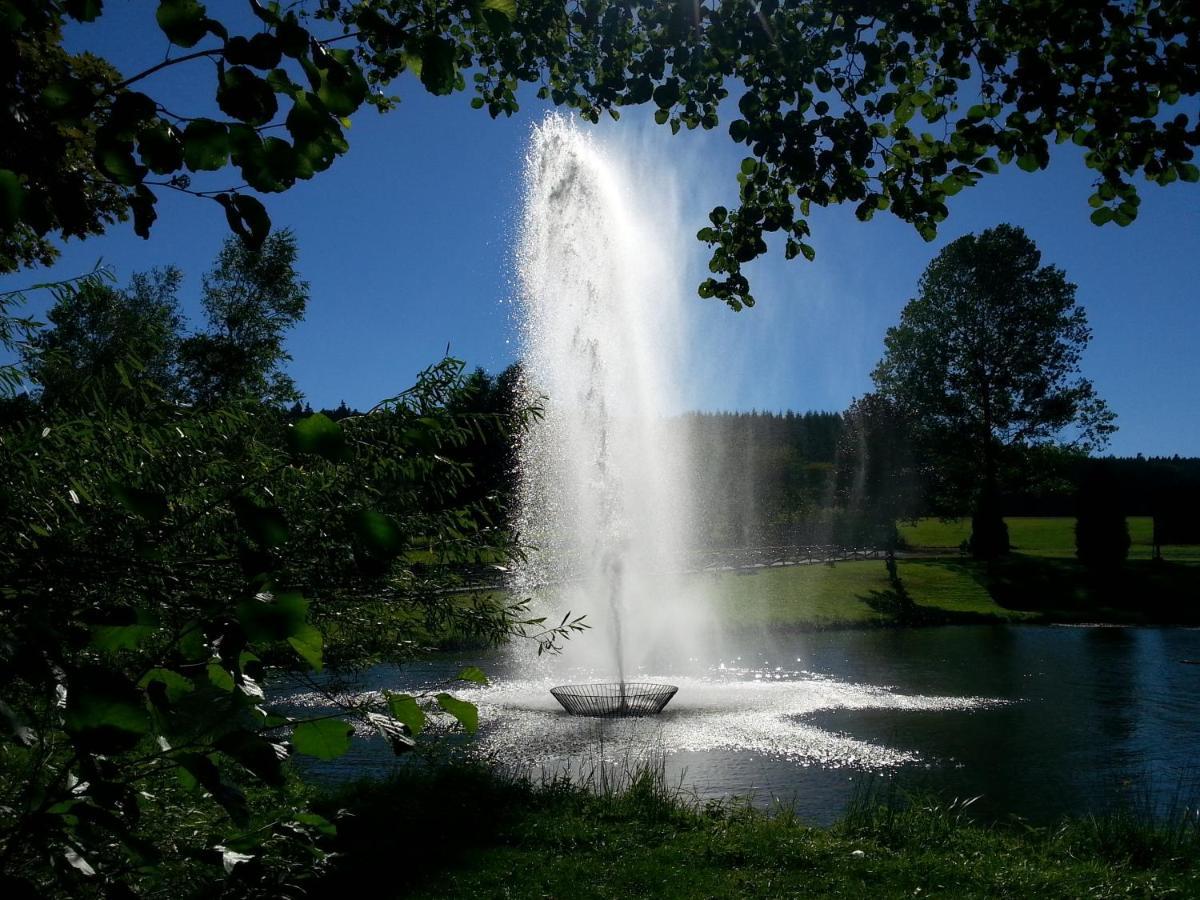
[450,549,1199,638]
[317,765,1200,900]
[899,515,1199,560]
[702,555,1200,629]
[433,514,1200,640]
[699,560,1034,629]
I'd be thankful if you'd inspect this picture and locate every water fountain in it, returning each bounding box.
[282,117,1124,823]
[511,115,705,713]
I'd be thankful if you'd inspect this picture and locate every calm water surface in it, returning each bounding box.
[289,625,1200,824]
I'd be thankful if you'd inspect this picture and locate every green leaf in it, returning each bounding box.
[137,121,184,174]
[276,16,308,57]
[436,693,478,734]
[110,91,158,132]
[975,158,999,174]
[309,50,368,116]
[129,183,157,236]
[1179,163,1200,183]
[218,65,279,125]
[217,193,271,249]
[237,590,308,642]
[96,138,144,186]
[457,666,488,685]
[64,0,103,22]
[624,75,653,106]
[287,623,324,672]
[91,622,156,653]
[108,481,168,520]
[183,119,229,171]
[64,668,151,752]
[285,92,330,142]
[652,79,680,110]
[0,169,25,229]
[296,812,337,836]
[156,0,208,48]
[215,730,289,786]
[41,78,95,117]
[350,509,404,557]
[288,412,345,460]
[177,753,249,824]
[481,0,517,20]
[208,660,235,692]
[292,719,353,759]
[420,36,457,96]
[225,33,282,70]
[232,496,287,547]
[1090,207,1113,225]
[385,693,425,735]
[139,668,194,704]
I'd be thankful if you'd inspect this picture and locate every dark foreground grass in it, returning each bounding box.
[315,763,1200,899]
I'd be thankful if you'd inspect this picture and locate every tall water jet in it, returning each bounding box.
[511,115,710,690]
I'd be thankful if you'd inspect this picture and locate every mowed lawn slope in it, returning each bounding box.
[693,515,1200,629]
[700,559,1033,629]
[439,517,1199,638]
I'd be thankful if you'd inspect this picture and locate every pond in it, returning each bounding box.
[288,624,1200,824]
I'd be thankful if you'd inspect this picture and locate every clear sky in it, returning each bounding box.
[5,5,1198,456]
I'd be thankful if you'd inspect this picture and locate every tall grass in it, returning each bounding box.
[315,757,1200,898]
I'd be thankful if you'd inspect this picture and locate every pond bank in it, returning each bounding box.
[441,555,1200,642]
[315,764,1200,898]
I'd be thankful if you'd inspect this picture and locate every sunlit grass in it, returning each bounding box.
[900,516,1199,561]
[699,560,1032,628]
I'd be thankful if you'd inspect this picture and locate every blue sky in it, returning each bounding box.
[4,6,1198,456]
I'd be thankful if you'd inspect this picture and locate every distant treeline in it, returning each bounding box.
[685,410,845,547]
[308,369,1200,547]
[1005,455,1200,517]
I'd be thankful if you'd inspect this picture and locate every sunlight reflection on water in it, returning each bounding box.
[289,665,1004,774]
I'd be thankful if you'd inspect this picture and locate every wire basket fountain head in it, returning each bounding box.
[550,682,679,717]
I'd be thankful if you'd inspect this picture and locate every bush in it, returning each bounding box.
[968,506,1010,559]
[1075,474,1131,570]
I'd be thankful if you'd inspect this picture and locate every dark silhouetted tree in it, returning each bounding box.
[1075,464,1131,570]
[21,266,184,409]
[872,224,1115,559]
[835,393,921,549]
[179,230,307,407]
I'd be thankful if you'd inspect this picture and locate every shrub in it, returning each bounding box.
[1075,478,1131,570]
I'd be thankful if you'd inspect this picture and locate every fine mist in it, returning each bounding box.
[510,115,714,679]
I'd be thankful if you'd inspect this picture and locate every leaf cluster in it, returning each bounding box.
[4,1,1196,309]
[0,316,543,894]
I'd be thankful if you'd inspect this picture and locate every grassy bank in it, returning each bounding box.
[315,765,1200,899]
[700,560,1035,628]
[703,556,1200,629]
[434,551,1200,642]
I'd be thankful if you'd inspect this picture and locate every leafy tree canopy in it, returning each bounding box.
[1,0,1196,309]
